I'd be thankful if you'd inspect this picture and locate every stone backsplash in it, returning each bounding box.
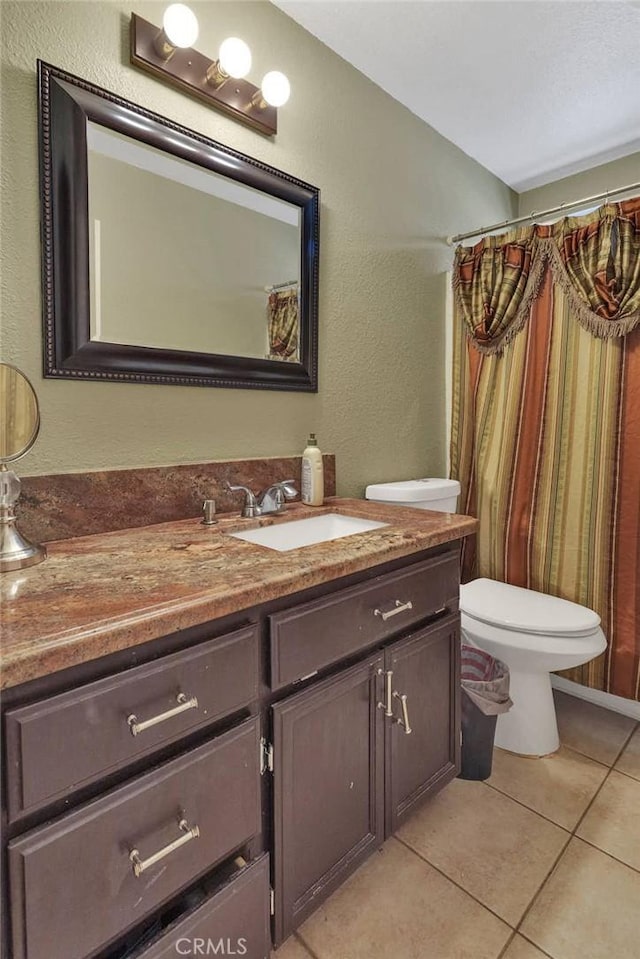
[18,455,336,542]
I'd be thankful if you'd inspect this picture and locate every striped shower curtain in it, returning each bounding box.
[267,287,299,362]
[450,199,640,700]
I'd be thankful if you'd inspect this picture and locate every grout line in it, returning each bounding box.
[507,830,573,938]
[610,722,639,764]
[499,722,640,946]
[394,834,516,929]
[610,766,640,785]
[484,734,621,830]
[553,715,639,769]
[549,742,617,766]
[483,780,577,832]
[510,726,640,941]
[572,772,612,836]
[517,930,562,959]
[571,834,640,876]
[495,930,517,959]
[549,741,611,768]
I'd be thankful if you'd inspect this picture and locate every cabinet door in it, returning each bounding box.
[272,652,384,945]
[384,614,460,836]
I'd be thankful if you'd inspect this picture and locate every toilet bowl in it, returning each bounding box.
[460,578,606,755]
[365,478,608,756]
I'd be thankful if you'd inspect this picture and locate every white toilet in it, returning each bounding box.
[365,478,607,756]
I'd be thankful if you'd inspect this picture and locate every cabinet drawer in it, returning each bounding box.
[131,855,270,959]
[5,624,259,822]
[269,551,458,689]
[8,717,262,959]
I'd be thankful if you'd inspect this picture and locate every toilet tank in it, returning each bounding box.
[365,478,460,513]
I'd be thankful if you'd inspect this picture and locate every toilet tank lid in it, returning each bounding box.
[460,579,601,636]
[365,478,461,503]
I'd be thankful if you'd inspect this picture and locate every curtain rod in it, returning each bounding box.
[447,180,640,246]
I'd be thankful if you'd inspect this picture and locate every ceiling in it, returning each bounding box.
[272,0,640,192]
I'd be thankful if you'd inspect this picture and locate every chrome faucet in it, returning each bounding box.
[258,480,298,515]
[226,480,298,518]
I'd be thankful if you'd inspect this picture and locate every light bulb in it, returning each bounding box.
[219,37,252,79]
[162,4,199,48]
[261,71,290,107]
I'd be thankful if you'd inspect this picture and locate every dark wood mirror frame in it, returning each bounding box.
[38,61,319,391]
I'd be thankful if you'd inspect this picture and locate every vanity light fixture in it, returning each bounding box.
[130,8,290,136]
[205,36,252,90]
[259,71,291,108]
[219,37,252,79]
[162,3,199,50]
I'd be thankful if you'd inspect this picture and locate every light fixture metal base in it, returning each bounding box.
[130,14,278,137]
[0,516,46,572]
[0,467,47,572]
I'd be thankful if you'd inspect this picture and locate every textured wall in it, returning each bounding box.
[518,153,640,216]
[0,1,515,494]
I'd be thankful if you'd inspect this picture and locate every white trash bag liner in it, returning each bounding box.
[461,644,513,716]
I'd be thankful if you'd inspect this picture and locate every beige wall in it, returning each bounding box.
[518,153,640,216]
[0,1,515,494]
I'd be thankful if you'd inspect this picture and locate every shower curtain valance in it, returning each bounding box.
[453,198,640,354]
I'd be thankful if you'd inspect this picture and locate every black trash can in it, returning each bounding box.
[459,645,512,781]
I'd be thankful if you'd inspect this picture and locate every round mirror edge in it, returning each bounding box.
[0,362,42,464]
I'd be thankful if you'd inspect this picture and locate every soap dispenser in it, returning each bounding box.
[301,433,324,506]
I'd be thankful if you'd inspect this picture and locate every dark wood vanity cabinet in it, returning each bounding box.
[270,614,460,944]
[1,544,462,958]
[3,623,267,959]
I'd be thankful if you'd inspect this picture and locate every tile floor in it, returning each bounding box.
[274,690,640,959]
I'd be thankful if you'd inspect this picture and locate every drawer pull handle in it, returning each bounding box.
[377,668,393,716]
[393,691,412,735]
[129,818,200,877]
[127,693,199,737]
[374,599,413,622]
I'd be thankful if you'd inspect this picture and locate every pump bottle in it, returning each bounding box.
[301,434,324,506]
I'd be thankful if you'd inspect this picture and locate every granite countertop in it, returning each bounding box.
[0,499,477,690]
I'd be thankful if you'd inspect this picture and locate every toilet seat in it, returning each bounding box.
[460,578,601,638]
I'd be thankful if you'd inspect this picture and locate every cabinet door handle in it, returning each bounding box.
[127,692,199,737]
[393,691,412,734]
[374,599,413,621]
[129,818,200,877]
[377,668,393,716]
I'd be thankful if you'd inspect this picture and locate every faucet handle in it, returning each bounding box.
[225,482,260,518]
[279,480,298,500]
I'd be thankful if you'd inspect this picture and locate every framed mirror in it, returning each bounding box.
[38,61,319,391]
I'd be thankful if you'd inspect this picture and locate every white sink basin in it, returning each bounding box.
[229,513,388,552]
